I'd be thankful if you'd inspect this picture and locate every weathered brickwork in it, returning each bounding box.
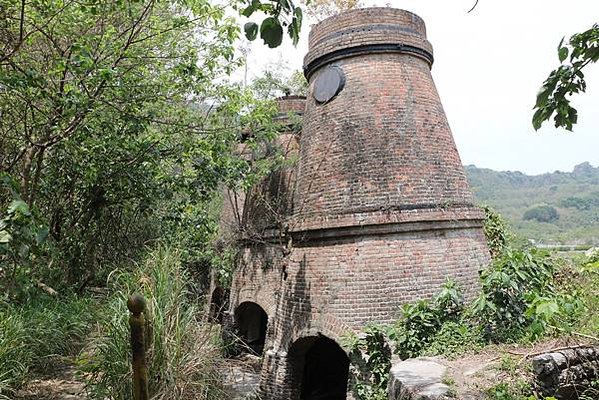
[223,8,491,400]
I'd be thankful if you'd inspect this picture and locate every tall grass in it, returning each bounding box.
[80,244,226,400]
[0,295,98,398]
[0,310,29,398]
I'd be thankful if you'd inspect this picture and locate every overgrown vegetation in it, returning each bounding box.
[0,295,98,398]
[80,245,224,400]
[349,206,599,398]
[0,0,283,397]
[345,325,392,400]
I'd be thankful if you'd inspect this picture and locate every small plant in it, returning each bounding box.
[345,324,392,400]
[424,320,484,358]
[393,279,470,359]
[0,176,50,302]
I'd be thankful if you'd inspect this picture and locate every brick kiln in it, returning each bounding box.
[221,8,491,399]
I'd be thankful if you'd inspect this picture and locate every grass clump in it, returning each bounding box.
[0,295,98,398]
[0,310,29,398]
[80,244,225,400]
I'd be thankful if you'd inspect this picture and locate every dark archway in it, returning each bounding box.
[209,287,228,324]
[290,335,350,400]
[234,301,268,355]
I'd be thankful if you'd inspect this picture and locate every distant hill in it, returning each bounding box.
[465,162,599,245]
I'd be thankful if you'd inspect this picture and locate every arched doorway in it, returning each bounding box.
[234,302,268,355]
[289,335,350,400]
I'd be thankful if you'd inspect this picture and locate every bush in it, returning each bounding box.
[393,279,464,359]
[424,320,484,359]
[470,248,555,342]
[80,245,225,400]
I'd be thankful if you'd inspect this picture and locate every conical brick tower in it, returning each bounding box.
[225,8,491,400]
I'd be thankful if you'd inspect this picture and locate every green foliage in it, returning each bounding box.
[393,279,465,359]
[533,24,599,131]
[523,205,559,223]
[238,0,304,47]
[250,68,308,99]
[424,320,484,359]
[0,295,98,397]
[0,310,29,397]
[80,245,224,400]
[345,325,392,400]
[483,205,512,259]
[0,193,49,301]
[471,248,555,341]
[0,0,282,293]
[466,164,599,245]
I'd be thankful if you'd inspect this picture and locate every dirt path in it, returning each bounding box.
[221,354,261,399]
[14,359,86,400]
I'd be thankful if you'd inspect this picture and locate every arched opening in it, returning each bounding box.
[209,287,228,323]
[234,302,268,355]
[289,335,350,400]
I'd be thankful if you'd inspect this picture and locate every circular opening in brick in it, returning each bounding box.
[312,66,345,104]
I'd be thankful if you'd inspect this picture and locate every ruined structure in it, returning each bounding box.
[220,8,491,399]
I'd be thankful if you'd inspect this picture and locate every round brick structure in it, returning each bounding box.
[225,8,491,400]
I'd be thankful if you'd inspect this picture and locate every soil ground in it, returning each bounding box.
[14,358,86,400]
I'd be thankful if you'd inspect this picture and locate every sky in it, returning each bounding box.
[237,0,599,175]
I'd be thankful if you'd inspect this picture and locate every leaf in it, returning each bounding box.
[244,22,259,41]
[536,300,559,317]
[241,0,260,17]
[558,46,569,63]
[18,244,30,259]
[7,200,30,216]
[0,230,11,244]
[532,108,547,131]
[260,17,283,48]
[36,226,49,245]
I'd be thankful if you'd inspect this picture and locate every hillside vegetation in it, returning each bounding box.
[466,162,599,245]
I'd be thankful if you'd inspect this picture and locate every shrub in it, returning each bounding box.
[80,245,225,400]
[393,279,464,359]
[470,248,555,342]
[424,320,484,359]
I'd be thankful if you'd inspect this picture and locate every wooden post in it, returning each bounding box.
[128,294,149,400]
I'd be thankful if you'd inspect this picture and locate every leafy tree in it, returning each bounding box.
[522,205,560,223]
[251,67,307,99]
[0,0,279,293]
[533,24,599,131]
